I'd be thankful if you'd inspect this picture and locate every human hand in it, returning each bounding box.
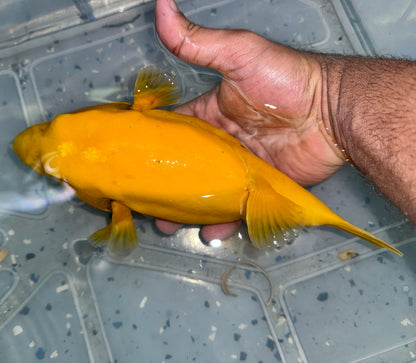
[153,0,347,241]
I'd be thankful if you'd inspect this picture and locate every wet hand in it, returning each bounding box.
[153,0,347,241]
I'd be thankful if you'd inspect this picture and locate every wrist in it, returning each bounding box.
[315,54,416,223]
[306,53,350,163]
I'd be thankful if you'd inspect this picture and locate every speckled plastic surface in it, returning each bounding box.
[0,1,415,362]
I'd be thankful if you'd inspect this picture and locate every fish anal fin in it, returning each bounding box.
[246,182,303,249]
[89,201,138,251]
[131,67,180,111]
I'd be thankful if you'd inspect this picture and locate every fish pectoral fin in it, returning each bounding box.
[89,224,112,245]
[246,182,303,249]
[89,201,138,250]
[131,66,180,111]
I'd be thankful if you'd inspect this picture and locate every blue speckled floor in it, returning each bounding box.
[0,1,415,362]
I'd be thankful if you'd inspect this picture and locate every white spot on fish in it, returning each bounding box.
[68,205,75,214]
[23,239,32,245]
[65,322,71,330]
[62,242,69,249]
[29,341,36,348]
[215,301,221,307]
[13,325,23,336]
[344,265,351,272]
[139,296,147,309]
[288,336,294,344]
[410,351,415,359]
[8,229,15,236]
[56,284,69,293]
[50,350,58,359]
[10,254,17,265]
[231,354,238,359]
[238,323,247,330]
[401,318,413,326]
[290,289,297,295]
[66,313,73,319]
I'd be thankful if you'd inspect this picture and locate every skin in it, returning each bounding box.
[154,0,416,241]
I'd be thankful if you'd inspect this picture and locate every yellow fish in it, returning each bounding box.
[13,67,401,255]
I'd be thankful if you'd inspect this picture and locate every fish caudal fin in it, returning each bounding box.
[326,218,402,256]
[245,159,402,255]
[246,180,303,249]
[89,201,138,251]
[131,67,180,111]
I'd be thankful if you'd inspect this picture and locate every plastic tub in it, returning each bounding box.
[0,1,415,362]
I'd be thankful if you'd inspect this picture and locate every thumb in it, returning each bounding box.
[155,0,254,76]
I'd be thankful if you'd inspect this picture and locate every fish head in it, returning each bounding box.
[13,122,50,174]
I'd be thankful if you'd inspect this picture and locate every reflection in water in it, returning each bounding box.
[209,239,222,248]
[0,181,75,214]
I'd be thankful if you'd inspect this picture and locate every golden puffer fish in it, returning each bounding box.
[13,67,401,255]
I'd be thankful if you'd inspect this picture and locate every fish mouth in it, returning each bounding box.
[13,122,50,172]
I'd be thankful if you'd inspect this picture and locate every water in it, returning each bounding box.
[0,1,415,363]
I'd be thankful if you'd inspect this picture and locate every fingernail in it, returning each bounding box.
[167,0,179,12]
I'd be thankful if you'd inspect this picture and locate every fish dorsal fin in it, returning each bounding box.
[131,66,180,111]
[246,180,303,249]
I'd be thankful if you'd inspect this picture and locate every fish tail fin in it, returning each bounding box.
[244,159,402,255]
[131,66,180,111]
[89,201,138,252]
[246,177,304,249]
[325,217,402,256]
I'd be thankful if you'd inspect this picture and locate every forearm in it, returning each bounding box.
[319,55,416,224]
